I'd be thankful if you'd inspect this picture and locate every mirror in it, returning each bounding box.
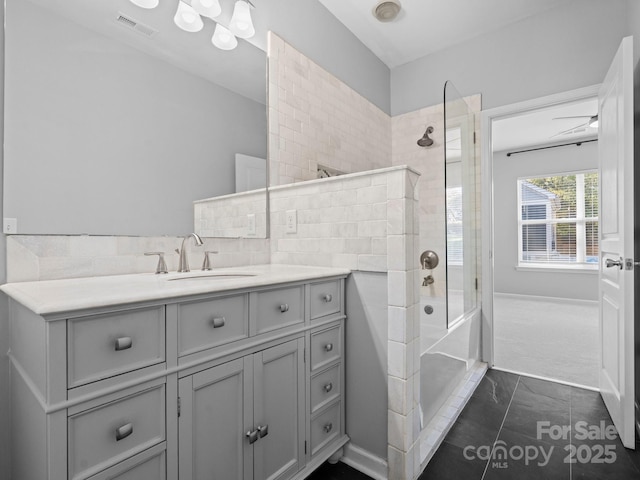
[443,80,477,328]
[3,0,267,237]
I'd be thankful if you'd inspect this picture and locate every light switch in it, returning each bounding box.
[285,210,297,234]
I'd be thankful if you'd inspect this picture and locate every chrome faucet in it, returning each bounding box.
[177,233,204,272]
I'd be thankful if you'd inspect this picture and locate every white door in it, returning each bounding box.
[598,36,635,449]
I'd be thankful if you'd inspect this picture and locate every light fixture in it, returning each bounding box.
[129,0,159,8]
[588,115,599,128]
[174,1,204,32]
[229,0,255,39]
[212,24,238,50]
[191,0,222,19]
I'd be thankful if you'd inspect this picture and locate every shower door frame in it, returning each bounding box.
[479,84,602,366]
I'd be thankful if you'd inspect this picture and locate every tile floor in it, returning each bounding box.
[319,369,640,479]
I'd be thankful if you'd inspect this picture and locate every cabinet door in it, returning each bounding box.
[253,339,305,480]
[179,357,253,480]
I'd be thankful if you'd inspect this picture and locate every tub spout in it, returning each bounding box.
[422,275,434,286]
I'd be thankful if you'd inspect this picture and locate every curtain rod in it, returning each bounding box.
[506,138,598,157]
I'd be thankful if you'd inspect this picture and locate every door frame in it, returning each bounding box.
[479,84,601,366]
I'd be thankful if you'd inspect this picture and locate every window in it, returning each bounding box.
[517,171,598,268]
[446,186,463,265]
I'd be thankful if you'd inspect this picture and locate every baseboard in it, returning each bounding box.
[341,443,388,480]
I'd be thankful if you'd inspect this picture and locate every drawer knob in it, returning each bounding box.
[323,294,333,303]
[323,422,333,434]
[114,337,133,351]
[115,423,133,441]
[279,304,289,313]
[324,343,334,352]
[212,317,226,328]
[324,382,333,393]
[246,429,259,444]
[257,424,269,438]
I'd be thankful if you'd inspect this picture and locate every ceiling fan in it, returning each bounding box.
[550,114,598,138]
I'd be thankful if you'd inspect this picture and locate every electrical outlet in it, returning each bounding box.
[3,218,17,234]
[247,213,256,235]
[285,210,297,234]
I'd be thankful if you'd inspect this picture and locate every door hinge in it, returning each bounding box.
[177,397,181,417]
[475,278,478,290]
[304,441,307,455]
[303,348,306,363]
[473,131,477,144]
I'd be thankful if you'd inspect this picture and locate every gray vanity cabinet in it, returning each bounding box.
[178,338,305,480]
[5,271,348,480]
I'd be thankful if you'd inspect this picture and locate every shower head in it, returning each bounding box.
[417,126,434,147]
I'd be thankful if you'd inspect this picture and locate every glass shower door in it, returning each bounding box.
[444,81,477,328]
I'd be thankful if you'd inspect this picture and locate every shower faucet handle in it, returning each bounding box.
[420,250,439,270]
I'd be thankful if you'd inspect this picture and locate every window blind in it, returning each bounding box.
[517,171,599,267]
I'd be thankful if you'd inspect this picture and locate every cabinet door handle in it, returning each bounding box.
[211,317,226,328]
[246,429,259,444]
[279,304,289,313]
[323,294,333,303]
[324,343,333,352]
[115,423,133,441]
[324,382,333,393]
[257,424,269,438]
[323,422,333,434]
[114,337,133,351]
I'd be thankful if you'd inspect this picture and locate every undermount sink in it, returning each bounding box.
[166,272,257,282]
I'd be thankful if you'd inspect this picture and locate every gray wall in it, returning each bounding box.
[4,0,266,236]
[390,0,631,115]
[345,272,388,460]
[493,141,599,300]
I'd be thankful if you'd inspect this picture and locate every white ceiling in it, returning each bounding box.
[319,0,574,69]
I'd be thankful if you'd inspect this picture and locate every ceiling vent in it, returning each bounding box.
[115,13,158,37]
[372,0,401,22]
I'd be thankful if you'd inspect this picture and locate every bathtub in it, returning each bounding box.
[419,296,481,429]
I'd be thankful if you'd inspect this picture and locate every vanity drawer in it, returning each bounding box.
[68,383,165,480]
[310,402,341,457]
[253,285,304,335]
[310,364,341,414]
[67,306,165,389]
[86,443,166,480]
[178,294,249,356]
[309,280,341,320]
[310,324,342,372]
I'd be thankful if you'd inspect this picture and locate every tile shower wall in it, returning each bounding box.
[6,235,270,282]
[267,32,391,186]
[392,104,446,298]
[391,95,482,300]
[269,166,421,480]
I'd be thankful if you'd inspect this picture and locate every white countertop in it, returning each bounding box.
[1,264,351,316]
